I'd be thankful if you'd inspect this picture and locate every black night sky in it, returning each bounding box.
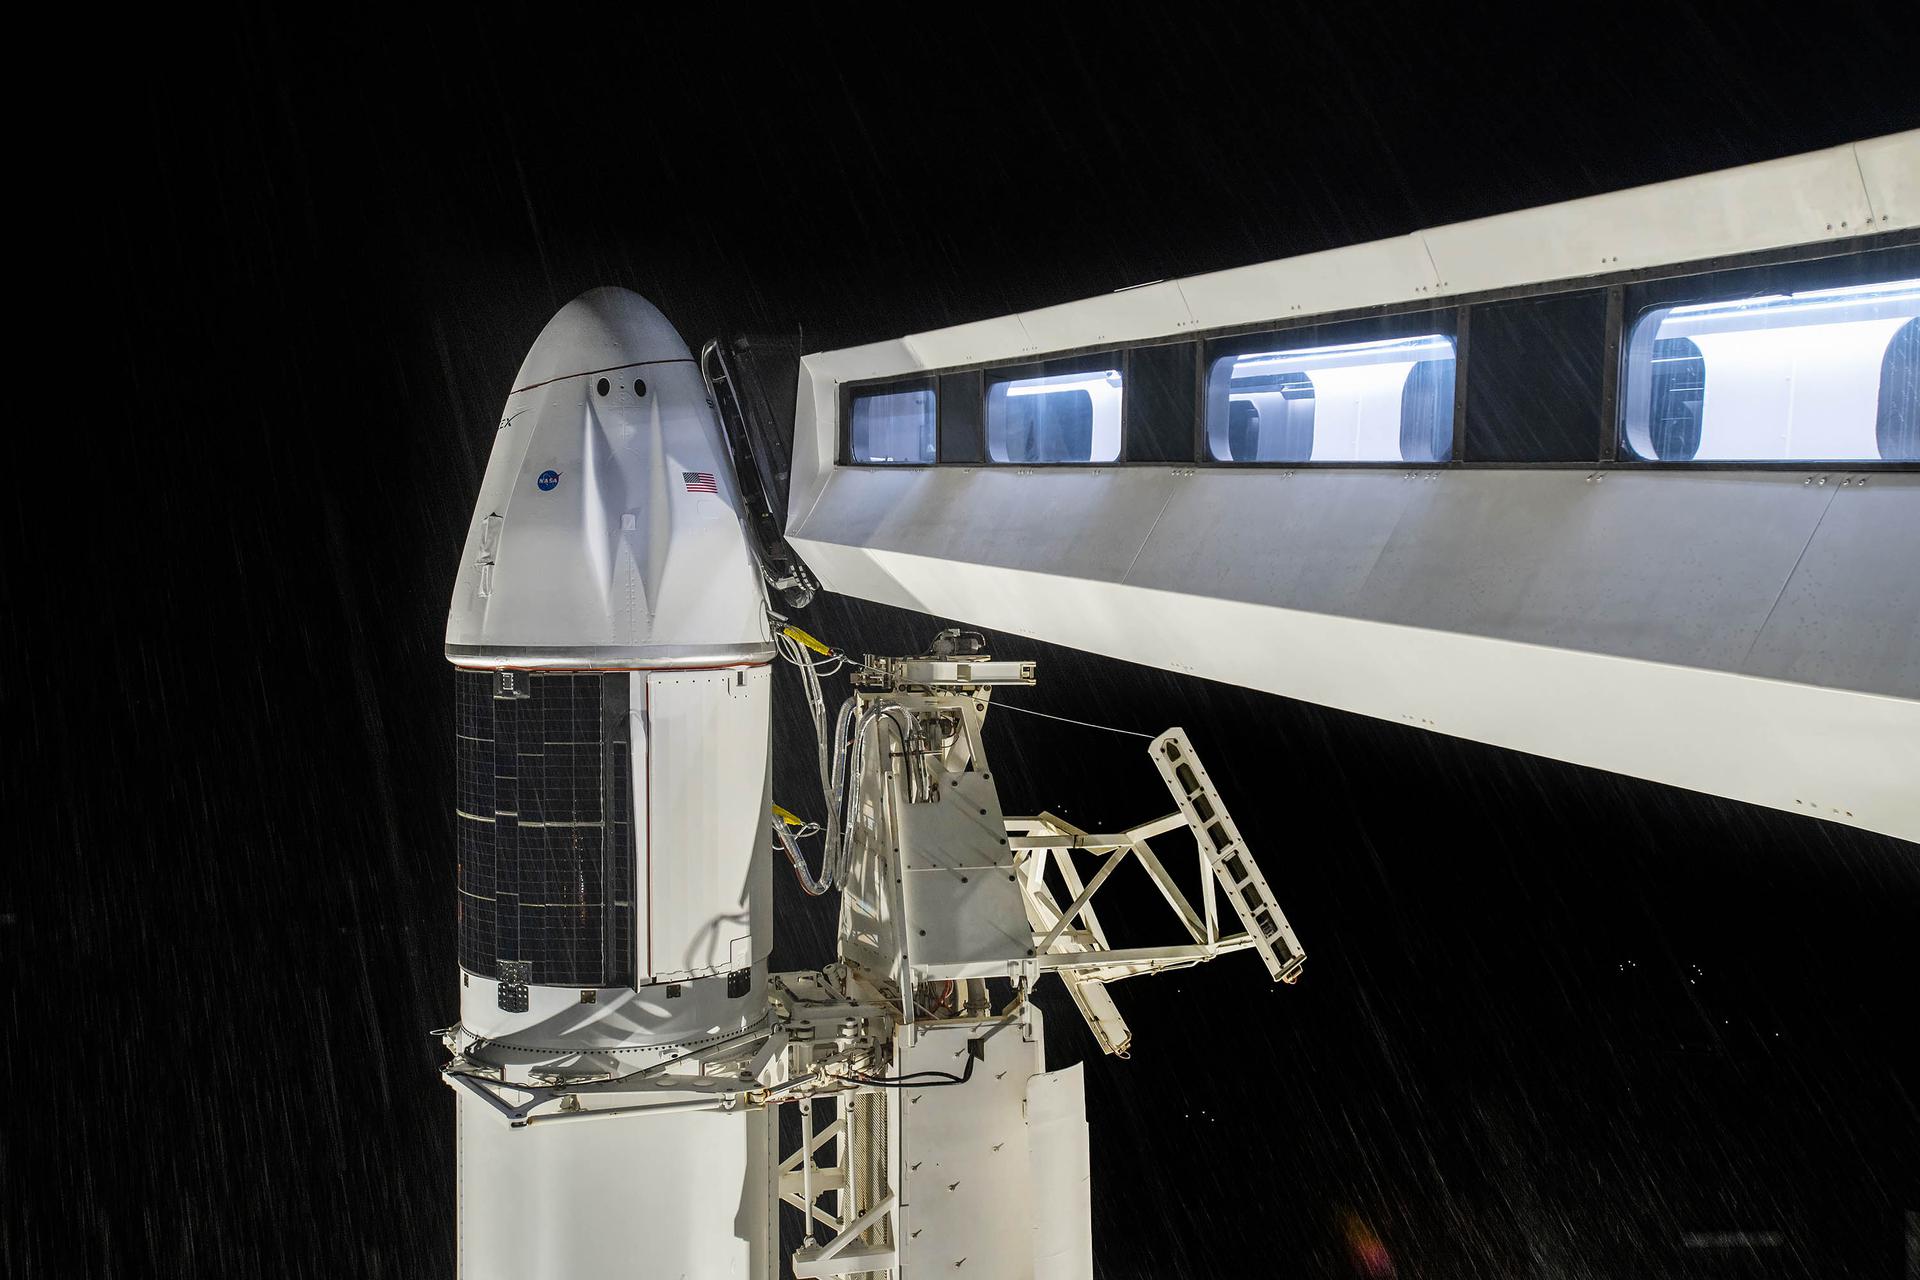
[8,8,1919,1279]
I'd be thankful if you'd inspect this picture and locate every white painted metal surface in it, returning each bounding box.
[456,1094,768,1280]
[791,534,1920,840]
[449,286,773,665]
[787,134,1920,843]
[895,1015,1047,1278]
[1026,1065,1095,1280]
[455,964,764,1058]
[892,700,1034,979]
[643,666,774,982]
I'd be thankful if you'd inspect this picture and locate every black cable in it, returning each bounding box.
[850,1052,976,1089]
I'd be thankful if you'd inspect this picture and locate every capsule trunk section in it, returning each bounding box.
[451,667,773,1047]
[445,288,774,1279]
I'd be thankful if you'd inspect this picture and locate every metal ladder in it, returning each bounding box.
[1151,728,1306,983]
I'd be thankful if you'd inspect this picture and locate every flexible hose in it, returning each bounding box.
[820,699,914,889]
[772,814,832,896]
[771,623,912,896]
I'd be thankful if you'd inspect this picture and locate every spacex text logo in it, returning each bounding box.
[536,470,561,492]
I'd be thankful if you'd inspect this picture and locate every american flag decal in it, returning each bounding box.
[682,471,718,494]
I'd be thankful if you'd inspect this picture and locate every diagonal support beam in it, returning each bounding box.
[1034,844,1133,954]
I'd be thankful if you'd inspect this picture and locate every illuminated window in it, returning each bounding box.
[1205,335,1456,463]
[986,367,1123,463]
[1621,277,1920,461]
[849,385,936,463]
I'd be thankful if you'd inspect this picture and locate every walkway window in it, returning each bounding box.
[1621,277,1920,461]
[1206,335,1456,463]
[986,366,1124,463]
[849,384,937,463]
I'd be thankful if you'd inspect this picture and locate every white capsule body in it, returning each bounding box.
[446,288,773,1279]
[449,287,770,667]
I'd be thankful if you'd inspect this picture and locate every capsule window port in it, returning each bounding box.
[633,378,647,397]
[596,377,610,396]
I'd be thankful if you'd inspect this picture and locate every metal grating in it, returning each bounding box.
[455,670,635,989]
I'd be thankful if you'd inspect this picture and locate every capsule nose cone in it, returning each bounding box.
[447,284,771,666]
[511,287,693,392]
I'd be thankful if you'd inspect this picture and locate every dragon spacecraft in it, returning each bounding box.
[440,289,1296,1277]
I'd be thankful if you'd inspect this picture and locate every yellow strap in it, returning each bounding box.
[781,625,834,657]
[772,803,805,827]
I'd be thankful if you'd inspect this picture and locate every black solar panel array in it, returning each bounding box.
[603,678,634,985]
[454,673,496,976]
[455,670,635,989]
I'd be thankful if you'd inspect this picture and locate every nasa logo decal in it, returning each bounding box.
[536,470,561,492]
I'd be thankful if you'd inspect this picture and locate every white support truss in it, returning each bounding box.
[780,1091,900,1279]
[1008,727,1305,1055]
